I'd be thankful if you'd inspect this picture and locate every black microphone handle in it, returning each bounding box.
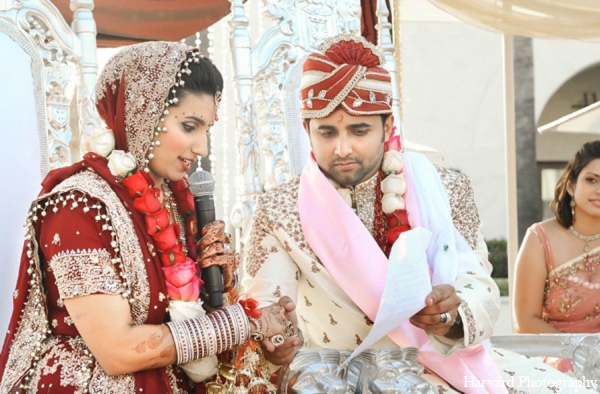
[194,195,224,308]
[203,266,224,308]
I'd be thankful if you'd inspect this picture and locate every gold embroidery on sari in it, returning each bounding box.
[50,249,123,299]
[36,338,95,392]
[1,170,153,393]
[1,223,50,391]
[545,249,600,320]
[89,367,135,393]
[53,171,151,324]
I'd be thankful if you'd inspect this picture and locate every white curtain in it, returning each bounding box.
[0,34,43,333]
[429,0,600,41]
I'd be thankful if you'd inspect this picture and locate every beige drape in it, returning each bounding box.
[429,0,600,41]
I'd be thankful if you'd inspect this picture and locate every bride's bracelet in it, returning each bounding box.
[167,303,250,365]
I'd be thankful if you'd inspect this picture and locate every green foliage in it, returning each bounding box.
[486,238,508,278]
[493,278,509,297]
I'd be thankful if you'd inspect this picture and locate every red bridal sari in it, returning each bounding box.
[0,154,195,393]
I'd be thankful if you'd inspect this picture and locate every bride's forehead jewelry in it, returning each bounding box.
[145,49,203,173]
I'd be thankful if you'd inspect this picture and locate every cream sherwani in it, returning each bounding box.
[242,167,592,393]
[244,167,497,353]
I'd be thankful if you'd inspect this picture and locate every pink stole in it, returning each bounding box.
[298,155,506,394]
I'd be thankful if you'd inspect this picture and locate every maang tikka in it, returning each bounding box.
[144,49,204,173]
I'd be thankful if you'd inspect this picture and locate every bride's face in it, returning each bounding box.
[148,92,216,186]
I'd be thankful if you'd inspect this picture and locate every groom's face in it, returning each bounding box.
[304,109,393,187]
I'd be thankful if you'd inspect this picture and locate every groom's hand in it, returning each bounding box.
[261,296,303,365]
[409,284,462,337]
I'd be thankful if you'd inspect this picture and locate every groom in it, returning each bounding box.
[242,34,504,393]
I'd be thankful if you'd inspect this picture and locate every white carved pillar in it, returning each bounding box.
[70,0,101,160]
[229,0,261,241]
[376,0,403,140]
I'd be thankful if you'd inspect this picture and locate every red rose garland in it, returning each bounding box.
[121,170,202,301]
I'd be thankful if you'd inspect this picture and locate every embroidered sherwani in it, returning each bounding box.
[243,166,590,394]
[244,166,497,354]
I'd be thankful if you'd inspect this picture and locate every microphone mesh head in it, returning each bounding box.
[188,170,215,196]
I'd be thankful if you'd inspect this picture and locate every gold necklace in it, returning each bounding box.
[568,225,600,253]
[160,183,173,210]
[161,183,187,252]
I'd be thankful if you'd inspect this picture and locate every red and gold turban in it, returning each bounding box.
[300,34,393,119]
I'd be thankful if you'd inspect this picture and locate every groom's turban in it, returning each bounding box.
[300,34,393,119]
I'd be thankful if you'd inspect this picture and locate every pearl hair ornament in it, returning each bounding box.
[144,49,223,173]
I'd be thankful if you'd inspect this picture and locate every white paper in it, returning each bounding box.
[346,227,433,362]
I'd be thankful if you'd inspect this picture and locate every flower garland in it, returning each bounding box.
[89,126,272,387]
[88,127,218,381]
[120,169,203,301]
[85,124,201,301]
[380,133,411,255]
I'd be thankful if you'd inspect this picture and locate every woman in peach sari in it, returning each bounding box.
[514,141,600,371]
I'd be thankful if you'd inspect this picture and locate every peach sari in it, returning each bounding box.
[531,223,600,373]
[531,223,600,332]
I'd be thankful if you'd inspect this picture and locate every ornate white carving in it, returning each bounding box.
[573,335,600,384]
[70,0,101,160]
[228,0,360,241]
[254,43,298,191]
[18,4,77,170]
[492,333,600,384]
[0,0,95,173]
[376,0,403,140]
[491,333,588,358]
[0,0,99,175]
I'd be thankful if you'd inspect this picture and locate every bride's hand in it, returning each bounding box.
[196,220,239,290]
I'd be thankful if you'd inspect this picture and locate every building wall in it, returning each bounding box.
[400,21,600,240]
[401,21,507,239]
[534,40,600,163]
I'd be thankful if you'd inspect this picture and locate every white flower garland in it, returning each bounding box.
[85,125,115,157]
[381,150,407,214]
[86,125,137,178]
[107,150,137,178]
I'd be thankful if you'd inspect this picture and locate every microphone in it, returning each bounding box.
[188,170,224,308]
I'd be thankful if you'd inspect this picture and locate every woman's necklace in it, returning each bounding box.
[568,225,600,253]
[161,182,187,252]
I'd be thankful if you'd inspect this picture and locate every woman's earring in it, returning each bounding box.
[570,199,576,223]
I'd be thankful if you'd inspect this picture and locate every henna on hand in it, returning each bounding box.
[200,254,239,290]
[197,221,228,250]
[196,220,239,290]
[254,303,289,338]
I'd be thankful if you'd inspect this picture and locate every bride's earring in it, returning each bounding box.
[570,198,576,224]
